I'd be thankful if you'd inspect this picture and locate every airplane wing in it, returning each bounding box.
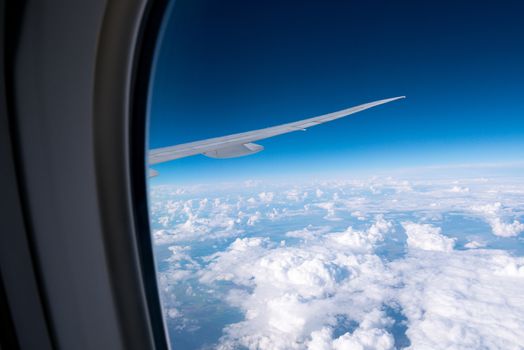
[148,96,405,175]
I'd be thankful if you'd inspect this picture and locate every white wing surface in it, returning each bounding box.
[148,96,404,174]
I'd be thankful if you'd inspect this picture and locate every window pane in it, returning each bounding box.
[147,1,524,349]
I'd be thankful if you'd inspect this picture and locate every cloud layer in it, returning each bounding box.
[150,176,524,349]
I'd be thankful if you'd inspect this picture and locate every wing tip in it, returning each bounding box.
[370,95,405,107]
[391,95,406,100]
[379,95,406,105]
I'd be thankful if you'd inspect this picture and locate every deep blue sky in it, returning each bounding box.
[148,0,524,184]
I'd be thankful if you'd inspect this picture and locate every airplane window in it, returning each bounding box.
[147,1,524,349]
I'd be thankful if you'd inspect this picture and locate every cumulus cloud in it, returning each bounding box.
[495,260,524,277]
[258,192,275,203]
[351,211,366,221]
[449,185,470,193]
[464,240,486,249]
[166,307,182,319]
[472,202,524,237]
[198,219,524,349]
[391,249,524,349]
[150,176,524,245]
[402,222,455,252]
[316,202,340,221]
[286,225,332,241]
[488,218,524,237]
[327,215,391,253]
[150,196,245,244]
[307,310,395,350]
[200,217,396,350]
[247,211,262,226]
[151,175,524,349]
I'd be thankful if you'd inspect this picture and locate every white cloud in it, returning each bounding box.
[391,249,524,349]
[449,185,470,193]
[258,192,275,203]
[316,202,341,221]
[247,211,262,226]
[205,236,524,349]
[285,188,308,202]
[351,211,366,221]
[472,202,524,237]
[150,197,244,244]
[495,260,524,277]
[472,202,502,215]
[166,308,182,319]
[200,218,396,350]
[308,310,395,350]
[151,175,524,349]
[488,218,524,237]
[327,215,391,253]
[402,222,455,252]
[286,225,331,241]
[150,176,524,244]
[464,240,486,249]
[199,221,524,349]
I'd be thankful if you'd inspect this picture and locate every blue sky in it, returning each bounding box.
[148,0,524,184]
